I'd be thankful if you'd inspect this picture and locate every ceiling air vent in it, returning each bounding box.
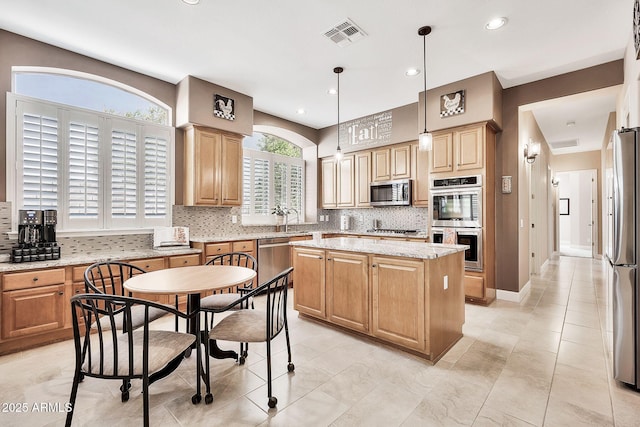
[549,139,579,149]
[323,18,367,47]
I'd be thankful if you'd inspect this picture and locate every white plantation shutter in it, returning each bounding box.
[11,94,172,231]
[111,128,137,218]
[241,148,303,224]
[21,111,58,210]
[143,133,168,218]
[68,120,100,218]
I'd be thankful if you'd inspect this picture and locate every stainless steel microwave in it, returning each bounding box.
[370,179,412,206]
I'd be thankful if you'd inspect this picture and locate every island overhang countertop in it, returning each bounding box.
[290,236,468,259]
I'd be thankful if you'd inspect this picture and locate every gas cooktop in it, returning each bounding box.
[365,228,419,235]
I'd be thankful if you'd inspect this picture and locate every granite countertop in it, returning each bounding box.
[290,237,466,260]
[189,229,429,242]
[0,247,201,273]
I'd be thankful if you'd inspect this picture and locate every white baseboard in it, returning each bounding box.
[497,281,531,303]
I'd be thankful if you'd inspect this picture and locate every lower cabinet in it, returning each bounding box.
[1,268,67,340]
[371,256,425,351]
[326,251,369,333]
[292,247,326,318]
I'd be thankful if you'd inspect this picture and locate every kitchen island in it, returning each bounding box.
[291,237,467,362]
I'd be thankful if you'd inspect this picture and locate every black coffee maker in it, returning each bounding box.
[11,209,61,263]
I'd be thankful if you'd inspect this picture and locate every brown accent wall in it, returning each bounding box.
[176,75,253,135]
[0,30,178,203]
[254,110,319,144]
[499,60,623,292]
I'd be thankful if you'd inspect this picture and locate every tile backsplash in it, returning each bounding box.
[0,201,429,257]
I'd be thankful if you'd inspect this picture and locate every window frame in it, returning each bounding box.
[6,93,175,235]
[241,147,305,226]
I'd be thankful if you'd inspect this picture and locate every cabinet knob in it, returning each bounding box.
[327,258,332,261]
[372,264,377,267]
[32,277,38,282]
[58,291,64,296]
[183,260,188,264]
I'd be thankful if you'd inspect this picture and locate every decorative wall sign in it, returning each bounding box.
[440,89,465,117]
[634,0,640,59]
[340,110,392,149]
[214,94,235,120]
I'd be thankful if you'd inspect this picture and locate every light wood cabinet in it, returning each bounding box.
[2,269,67,340]
[322,155,355,208]
[126,257,167,303]
[326,251,369,333]
[411,143,429,207]
[371,256,425,351]
[355,152,371,207]
[292,247,326,318]
[184,126,243,206]
[431,124,483,174]
[372,144,411,182]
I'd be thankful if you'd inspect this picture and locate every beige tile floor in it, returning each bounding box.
[2,255,640,426]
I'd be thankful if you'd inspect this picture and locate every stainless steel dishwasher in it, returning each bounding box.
[257,236,291,284]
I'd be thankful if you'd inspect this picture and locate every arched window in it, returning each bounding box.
[242,132,305,225]
[7,68,173,233]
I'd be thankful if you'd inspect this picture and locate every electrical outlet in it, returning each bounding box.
[443,275,448,290]
[231,215,237,224]
[358,214,364,222]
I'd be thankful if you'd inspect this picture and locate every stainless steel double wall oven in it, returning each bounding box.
[431,175,483,271]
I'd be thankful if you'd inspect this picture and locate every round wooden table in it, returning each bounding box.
[123,265,257,403]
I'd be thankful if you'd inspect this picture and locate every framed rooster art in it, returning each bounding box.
[440,89,465,117]
[214,94,235,120]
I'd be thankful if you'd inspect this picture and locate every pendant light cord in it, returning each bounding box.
[337,70,340,150]
[422,32,427,134]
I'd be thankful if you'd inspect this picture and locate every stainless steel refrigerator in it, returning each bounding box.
[609,127,640,390]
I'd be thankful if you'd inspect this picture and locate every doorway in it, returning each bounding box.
[556,169,597,258]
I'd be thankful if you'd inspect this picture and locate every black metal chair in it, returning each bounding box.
[203,267,294,408]
[200,252,258,363]
[66,293,197,427]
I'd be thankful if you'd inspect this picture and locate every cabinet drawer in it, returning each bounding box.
[128,258,165,272]
[232,240,254,253]
[72,265,91,282]
[205,242,232,256]
[3,268,66,291]
[464,275,484,299]
[168,254,201,268]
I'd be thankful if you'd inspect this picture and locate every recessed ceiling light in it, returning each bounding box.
[405,68,420,76]
[327,88,337,95]
[182,0,200,5]
[566,121,576,127]
[485,17,507,30]
[296,108,306,115]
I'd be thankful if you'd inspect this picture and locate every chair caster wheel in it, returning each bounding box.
[205,393,213,404]
[191,394,201,404]
[121,391,129,402]
[287,363,295,372]
[239,356,246,365]
[268,396,278,408]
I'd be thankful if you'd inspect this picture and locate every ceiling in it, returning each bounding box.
[0,0,632,146]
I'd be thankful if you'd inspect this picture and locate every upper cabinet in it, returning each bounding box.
[372,144,411,182]
[355,152,371,208]
[431,124,484,174]
[321,155,355,209]
[411,144,429,207]
[184,126,243,206]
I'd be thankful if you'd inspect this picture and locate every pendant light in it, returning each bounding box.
[418,26,432,151]
[334,66,344,160]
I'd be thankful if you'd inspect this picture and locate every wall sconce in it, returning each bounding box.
[524,140,540,164]
[551,177,559,187]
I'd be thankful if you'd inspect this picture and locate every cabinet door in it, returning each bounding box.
[355,152,371,207]
[431,133,453,173]
[412,144,429,206]
[391,144,411,179]
[194,128,222,205]
[455,126,483,170]
[292,247,326,318]
[372,149,391,182]
[326,251,369,333]
[371,256,425,350]
[127,258,168,303]
[2,284,66,339]
[221,133,243,206]
[321,158,337,208]
[337,154,355,208]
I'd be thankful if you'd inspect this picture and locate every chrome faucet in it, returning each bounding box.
[284,208,299,233]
